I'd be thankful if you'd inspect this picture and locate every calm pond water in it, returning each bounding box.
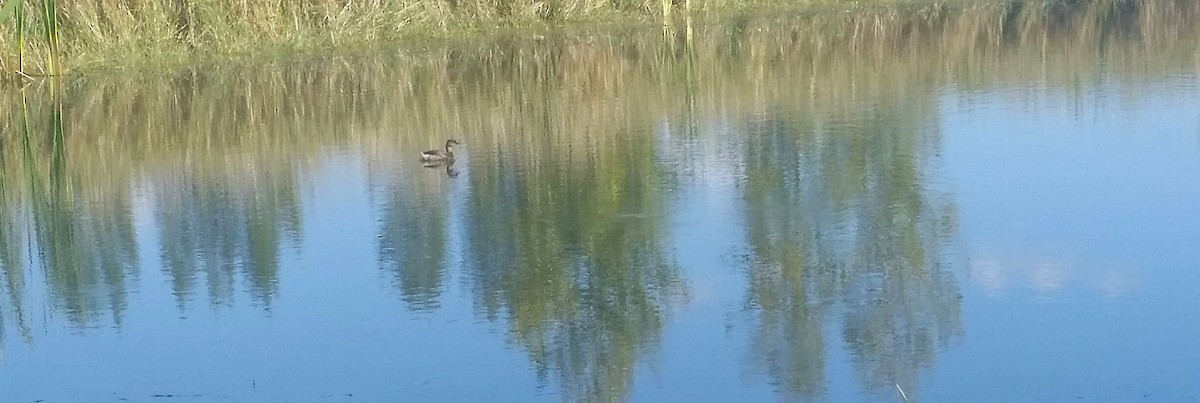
[3,1,1200,402]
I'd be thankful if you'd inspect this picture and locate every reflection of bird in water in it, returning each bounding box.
[423,160,460,178]
[420,139,461,163]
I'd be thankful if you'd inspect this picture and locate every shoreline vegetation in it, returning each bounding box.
[0,0,827,77]
[0,0,1133,78]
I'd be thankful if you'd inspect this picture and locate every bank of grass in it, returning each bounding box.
[0,0,1011,76]
[0,0,1190,76]
[0,0,766,75]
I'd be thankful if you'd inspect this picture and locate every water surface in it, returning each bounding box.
[2,1,1200,401]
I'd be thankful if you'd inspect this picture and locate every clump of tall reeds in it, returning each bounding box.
[0,0,62,77]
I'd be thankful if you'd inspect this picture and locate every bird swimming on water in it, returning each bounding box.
[420,139,461,163]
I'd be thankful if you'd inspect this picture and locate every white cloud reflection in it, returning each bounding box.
[968,248,1137,298]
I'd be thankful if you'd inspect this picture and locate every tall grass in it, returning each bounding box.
[0,0,62,76]
[0,0,737,75]
[0,0,1009,76]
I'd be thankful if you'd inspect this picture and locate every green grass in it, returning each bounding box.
[0,0,1188,77]
[0,0,658,76]
[0,0,62,76]
[0,0,1013,77]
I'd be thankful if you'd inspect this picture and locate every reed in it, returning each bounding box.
[37,0,59,76]
[0,0,26,76]
[0,0,62,76]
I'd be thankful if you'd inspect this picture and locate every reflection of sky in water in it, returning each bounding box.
[946,82,1200,299]
[934,79,1200,401]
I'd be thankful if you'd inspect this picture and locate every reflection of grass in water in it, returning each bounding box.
[735,69,967,397]
[0,90,26,357]
[463,120,682,403]
[367,154,453,312]
[17,81,138,327]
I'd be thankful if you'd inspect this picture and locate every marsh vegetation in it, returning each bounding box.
[3,0,1194,75]
[0,0,765,75]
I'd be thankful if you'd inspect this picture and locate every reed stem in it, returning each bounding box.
[13,0,25,75]
[40,0,61,76]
